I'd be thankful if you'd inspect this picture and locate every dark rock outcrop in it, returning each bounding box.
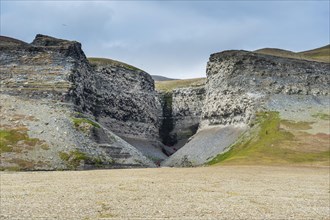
[0,34,155,170]
[88,58,162,141]
[158,86,205,153]
[171,87,205,145]
[2,34,329,170]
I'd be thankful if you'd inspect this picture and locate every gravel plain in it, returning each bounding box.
[1,165,329,219]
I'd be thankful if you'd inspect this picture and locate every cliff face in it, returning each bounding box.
[201,50,329,127]
[0,35,155,170]
[0,35,79,99]
[164,50,330,167]
[88,59,161,141]
[171,87,205,143]
[157,86,205,154]
[2,34,329,169]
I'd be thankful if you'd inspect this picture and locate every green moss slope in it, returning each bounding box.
[208,112,329,166]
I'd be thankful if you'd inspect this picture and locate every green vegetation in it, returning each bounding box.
[59,150,110,169]
[88,57,142,71]
[59,150,89,168]
[299,45,330,63]
[8,158,35,170]
[255,48,302,59]
[0,129,39,154]
[72,117,100,128]
[72,117,100,133]
[155,78,206,92]
[58,151,71,161]
[0,166,21,172]
[312,112,330,121]
[208,112,329,165]
[255,44,330,63]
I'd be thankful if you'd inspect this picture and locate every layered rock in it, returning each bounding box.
[88,58,162,141]
[157,86,205,155]
[170,87,205,145]
[87,58,167,163]
[0,35,78,99]
[0,35,155,170]
[201,50,329,127]
[2,34,329,169]
[164,50,330,167]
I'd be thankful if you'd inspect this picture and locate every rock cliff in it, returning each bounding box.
[170,87,205,145]
[157,86,205,155]
[201,50,329,127]
[164,50,329,167]
[1,34,329,170]
[87,58,167,163]
[88,58,161,141]
[0,35,155,170]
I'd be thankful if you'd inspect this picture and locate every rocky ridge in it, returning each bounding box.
[0,35,156,170]
[201,50,329,127]
[88,58,161,141]
[164,50,329,167]
[1,34,329,170]
[87,58,167,163]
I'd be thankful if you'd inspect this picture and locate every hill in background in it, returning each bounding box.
[151,75,177,81]
[155,77,206,92]
[255,44,330,63]
[154,44,329,93]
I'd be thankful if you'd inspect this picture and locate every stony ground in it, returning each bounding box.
[1,165,329,219]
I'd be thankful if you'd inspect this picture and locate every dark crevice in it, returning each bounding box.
[159,92,177,146]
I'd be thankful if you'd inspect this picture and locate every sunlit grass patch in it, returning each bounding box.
[88,57,141,71]
[155,78,206,92]
[0,129,40,154]
[208,111,329,166]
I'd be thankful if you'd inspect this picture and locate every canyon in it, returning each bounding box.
[0,34,329,170]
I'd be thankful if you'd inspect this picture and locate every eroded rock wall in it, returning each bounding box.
[201,50,330,127]
[89,61,162,141]
[164,50,329,167]
[0,35,155,170]
[0,35,79,100]
[171,87,205,143]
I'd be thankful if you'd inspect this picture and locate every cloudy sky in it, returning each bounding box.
[1,1,329,78]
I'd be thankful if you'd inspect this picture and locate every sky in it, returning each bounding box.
[0,1,329,79]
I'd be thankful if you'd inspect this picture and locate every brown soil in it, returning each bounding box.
[1,166,329,219]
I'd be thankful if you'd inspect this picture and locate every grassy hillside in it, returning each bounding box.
[155,77,206,92]
[208,111,329,166]
[151,75,177,81]
[255,44,330,63]
[0,36,29,46]
[255,48,303,60]
[298,45,330,62]
[88,57,142,71]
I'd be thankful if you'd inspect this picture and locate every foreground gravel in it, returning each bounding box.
[1,166,329,219]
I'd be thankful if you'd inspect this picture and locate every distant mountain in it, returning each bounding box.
[151,75,177,81]
[255,44,330,63]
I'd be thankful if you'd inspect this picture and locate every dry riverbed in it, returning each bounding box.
[1,166,329,219]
